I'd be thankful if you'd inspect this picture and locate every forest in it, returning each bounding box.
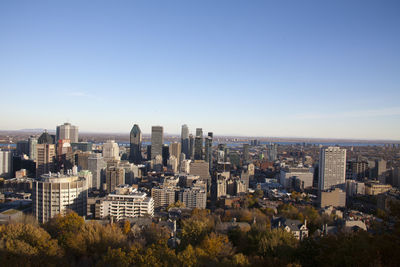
[0,203,400,267]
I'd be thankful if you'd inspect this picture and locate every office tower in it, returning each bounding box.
[28,136,38,161]
[189,134,195,159]
[318,147,346,191]
[78,170,93,189]
[376,159,387,177]
[36,144,56,177]
[71,142,92,152]
[56,122,79,143]
[118,161,135,185]
[96,185,154,220]
[0,150,12,179]
[190,160,211,191]
[88,153,106,190]
[147,145,152,160]
[162,144,170,166]
[32,172,88,223]
[243,143,249,162]
[204,132,213,171]
[38,130,54,144]
[88,153,107,190]
[181,124,190,159]
[194,128,203,160]
[169,142,181,163]
[168,156,178,173]
[129,124,142,164]
[102,140,120,162]
[267,143,278,161]
[105,165,125,193]
[151,126,163,160]
[16,141,29,156]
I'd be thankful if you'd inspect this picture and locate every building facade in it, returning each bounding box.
[129,124,142,164]
[318,147,346,191]
[56,122,79,143]
[32,173,88,223]
[151,126,164,160]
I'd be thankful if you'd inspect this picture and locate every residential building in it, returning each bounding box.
[178,187,207,209]
[0,150,12,179]
[32,172,88,223]
[96,185,154,221]
[318,147,346,191]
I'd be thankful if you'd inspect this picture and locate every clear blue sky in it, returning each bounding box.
[1,0,399,140]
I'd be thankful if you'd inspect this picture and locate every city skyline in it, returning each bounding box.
[1,1,400,139]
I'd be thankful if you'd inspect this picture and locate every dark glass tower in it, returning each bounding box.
[129,124,142,164]
[205,132,213,171]
[194,128,203,160]
[181,124,189,159]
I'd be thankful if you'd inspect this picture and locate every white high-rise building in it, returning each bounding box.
[32,173,88,223]
[56,122,79,143]
[0,150,12,179]
[102,140,120,162]
[318,147,346,191]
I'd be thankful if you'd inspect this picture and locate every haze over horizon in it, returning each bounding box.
[1,0,400,139]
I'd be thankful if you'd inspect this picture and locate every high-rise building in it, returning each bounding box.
[32,172,88,223]
[105,164,125,193]
[318,147,346,191]
[181,124,190,159]
[56,122,78,143]
[162,144,170,166]
[194,128,203,160]
[151,126,163,160]
[151,187,177,208]
[243,143,249,162]
[178,187,207,209]
[16,140,29,156]
[0,150,12,179]
[190,160,211,191]
[28,136,38,161]
[169,142,181,163]
[38,130,54,144]
[129,124,142,164]
[167,155,178,173]
[189,134,195,159]
[102,140,120,162]
[88,153,106,190]
[36,144,56,177]
[267,143,278,161]
[204,132,213,171]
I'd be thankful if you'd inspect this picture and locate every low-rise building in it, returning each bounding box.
[320,188,346,208]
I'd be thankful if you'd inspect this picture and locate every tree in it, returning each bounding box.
[0,223,63,266]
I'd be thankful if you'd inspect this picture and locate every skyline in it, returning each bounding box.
[1,0,400,139]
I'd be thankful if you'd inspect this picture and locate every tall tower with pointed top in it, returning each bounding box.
[129,124,142,164]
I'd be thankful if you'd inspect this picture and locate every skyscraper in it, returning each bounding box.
[56,122,79,143]
[36,144,56,177]
[267,143,278,161]
[28,136,37,161]
[169,142,181,163]
[129,124,142,164]
[181,124,189,159]
[0,150,12,179]
[88,153,106,190]
[243,143,249,162]
[204,132,213,171]
[189,134,195,159]
[102,140,120,162]
[318,147,346,191]
[151,126,163,160]
[194,128,203,160]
